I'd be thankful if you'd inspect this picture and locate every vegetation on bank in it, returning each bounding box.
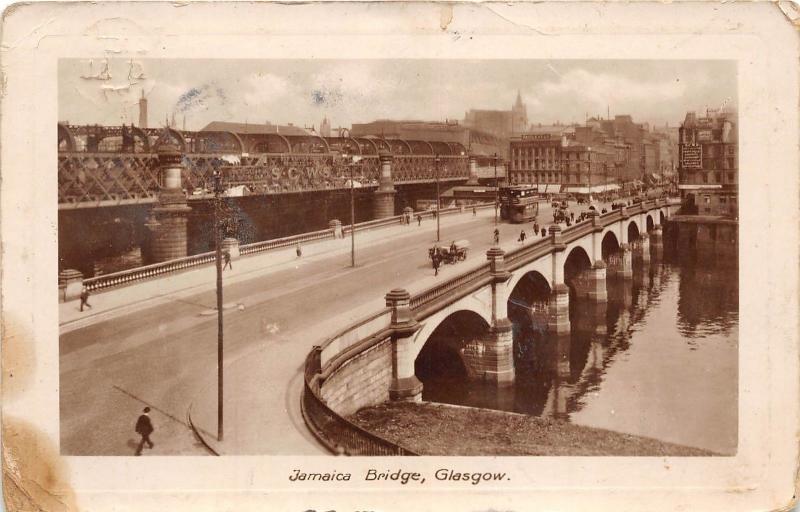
[349,402,717,457]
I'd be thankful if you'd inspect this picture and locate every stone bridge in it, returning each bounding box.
[302,198,678,453]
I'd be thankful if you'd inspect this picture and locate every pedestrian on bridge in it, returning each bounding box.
[570,211,575,222]
[223,250,233,270]
[417,214,422,226]
[518,230,526,243]
[79,288,92,312]
[296,244,302,258]
[533,221,540,236]
[134,407,154,456]
[541,228,547,237]
[432,251,441,276]
[472,206,477,217]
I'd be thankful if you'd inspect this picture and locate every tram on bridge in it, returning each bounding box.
[500,185,540,223]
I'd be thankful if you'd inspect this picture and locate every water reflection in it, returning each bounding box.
[419,250,739,454]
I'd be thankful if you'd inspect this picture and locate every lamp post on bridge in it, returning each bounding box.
[435,154,441,242]
[341,129,360,267]
[211,169,225,442]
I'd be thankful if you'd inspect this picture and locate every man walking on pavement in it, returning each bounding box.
[135,407,154,455]
[472,206,477,217]
[432,251,441,276]
[223,250,233,270]
[79,287,92,312]
[417,214,422,226]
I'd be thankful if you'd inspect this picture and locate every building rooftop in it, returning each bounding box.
[200,121,311,136]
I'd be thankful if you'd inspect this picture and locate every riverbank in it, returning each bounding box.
[349,402,717,456]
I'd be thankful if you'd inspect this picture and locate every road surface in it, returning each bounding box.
[59,201,609,455]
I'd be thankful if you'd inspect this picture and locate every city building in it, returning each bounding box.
[200,121,311,136]
[677,109,738,217]
[462,90,529,139]
[508,132,618,194]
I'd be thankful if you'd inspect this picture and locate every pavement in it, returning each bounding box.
[59,199,617,456]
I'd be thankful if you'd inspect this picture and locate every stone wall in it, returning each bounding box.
[320,337,393,417]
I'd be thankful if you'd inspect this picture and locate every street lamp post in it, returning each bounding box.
[340,152,357,267]
[435,154,441,242]
[212,169,224,442]
[349,157,356,267]
[493,152,499,225]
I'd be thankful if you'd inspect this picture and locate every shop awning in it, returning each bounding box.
[563,184,620,194]
[678,184,722,190]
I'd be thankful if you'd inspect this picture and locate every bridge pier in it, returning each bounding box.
[372,151,396,219]
[650,225,664,259]
[547,225,571,335]
[638,233,651,264]
[586,211,608,302]
[146,143,192,263]
[465,247,515,386]
[619,243,633,279]
[584,261,608,302]
[385,289,423,402]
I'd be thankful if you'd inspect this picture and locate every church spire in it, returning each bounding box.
[514,89,523,108]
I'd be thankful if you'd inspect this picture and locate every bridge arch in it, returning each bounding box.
[564,246,593,297]
[429,140,452,155]
[355,137,380,155]
[58,123,76,151]
[627,220,641,242]
[414,310,492,384]
[601,231,621,260]
[193,130,244,154]
[154,127,187,152]
[446,141,467,155]
[287,134,330,154]
[244,133,292,153]
[646,214,654,233]
[406,140,435,155]
[508,270,552,364]
[389,139,413,155]
[130,126,151,152]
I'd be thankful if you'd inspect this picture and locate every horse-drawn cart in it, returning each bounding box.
[429,239,470,265]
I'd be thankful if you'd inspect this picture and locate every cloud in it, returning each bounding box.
[539,68,687,107]
[242,73,290,106]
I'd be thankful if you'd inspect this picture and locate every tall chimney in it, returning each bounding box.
[138,90,148,128]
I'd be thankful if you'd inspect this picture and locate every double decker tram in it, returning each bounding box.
[500,185,540,223]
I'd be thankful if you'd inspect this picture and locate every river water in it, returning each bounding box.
[420,251,739,455]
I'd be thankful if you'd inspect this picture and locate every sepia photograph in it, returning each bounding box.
[57,58,737,457]
[2,3,798,511]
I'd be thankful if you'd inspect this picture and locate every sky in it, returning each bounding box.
[59,59,737,131]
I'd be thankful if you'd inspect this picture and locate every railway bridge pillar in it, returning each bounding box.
[372,150,396,219]
[466,154,479,185]
[146,143,192,263]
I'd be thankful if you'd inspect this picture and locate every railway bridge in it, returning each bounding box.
[58,124,498,274]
